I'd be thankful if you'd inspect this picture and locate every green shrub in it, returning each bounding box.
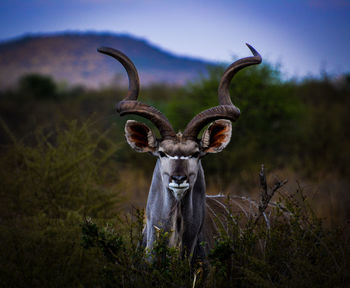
[0,119,122,287]
[81,182,350,288]
[1,65,350,286]
[18,74,58,100]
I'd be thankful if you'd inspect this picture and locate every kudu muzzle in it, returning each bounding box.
[168,164,190,200]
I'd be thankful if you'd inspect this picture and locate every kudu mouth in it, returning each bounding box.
[168,180,190,200]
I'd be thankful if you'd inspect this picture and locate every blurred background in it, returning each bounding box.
[0,0,350,285]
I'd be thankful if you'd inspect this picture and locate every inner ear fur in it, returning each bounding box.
[125,120,157,153]
[201,119,232,153]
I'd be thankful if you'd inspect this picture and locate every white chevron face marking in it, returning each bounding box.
[168,181,190,200]
[166,154,190,160]
[169,181,189,189]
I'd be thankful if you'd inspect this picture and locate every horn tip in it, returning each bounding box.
[97,46,115,55]
[245,43,262,62]
[97,46,108,53]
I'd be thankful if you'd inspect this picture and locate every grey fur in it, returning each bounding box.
[142,159,207,259]
[126,120,232,260]
[98,45,262,260]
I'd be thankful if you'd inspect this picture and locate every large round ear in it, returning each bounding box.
[125,120,158,153]
[200,120,232,153]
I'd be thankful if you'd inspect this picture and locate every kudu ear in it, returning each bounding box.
[201,120,232,153]
[125,120,158,153]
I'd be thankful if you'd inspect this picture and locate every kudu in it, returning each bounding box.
[98,44,261,260]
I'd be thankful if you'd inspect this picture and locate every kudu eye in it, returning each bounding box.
[159,151,166,158]
[191,152,200,158]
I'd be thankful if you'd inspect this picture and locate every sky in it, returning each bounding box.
[0,0,349,78]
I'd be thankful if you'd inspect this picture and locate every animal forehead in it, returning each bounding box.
[159,139,199,156]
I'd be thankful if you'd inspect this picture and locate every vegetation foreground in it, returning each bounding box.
[0,63,350,287]
[0,120,349,287]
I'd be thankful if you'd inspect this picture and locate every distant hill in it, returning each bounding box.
[0,32,214,88]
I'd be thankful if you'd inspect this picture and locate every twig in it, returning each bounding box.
[254,164,288,226]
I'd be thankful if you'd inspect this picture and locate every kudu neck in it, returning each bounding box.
[150,159,206,235]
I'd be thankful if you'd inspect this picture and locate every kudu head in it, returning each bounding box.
[98,45,261,201]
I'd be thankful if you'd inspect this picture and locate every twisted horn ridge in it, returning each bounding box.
[183,105,241,140]
[183,44,261,140]
[116,101,176,139]
[218,43,262,106]
[97,47,176,139]
[97,47,140,100]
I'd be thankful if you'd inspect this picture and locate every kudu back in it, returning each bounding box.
[98,44,261,260]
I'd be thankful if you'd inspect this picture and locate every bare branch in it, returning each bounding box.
[254,164,288,226]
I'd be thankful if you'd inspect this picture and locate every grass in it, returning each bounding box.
[81,184,350,288]
[0,119,349,287]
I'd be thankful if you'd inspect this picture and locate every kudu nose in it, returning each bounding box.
[171,175,188,184]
